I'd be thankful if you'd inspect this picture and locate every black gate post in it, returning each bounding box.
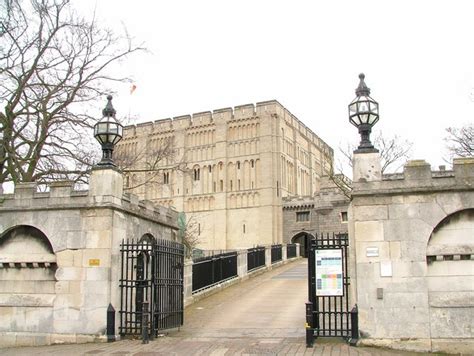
[349,304,359,346]
[142,301,149,344]
[106,303,115,342]
[305,301,314,347]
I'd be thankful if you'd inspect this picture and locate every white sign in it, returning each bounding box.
[380,261,393,277]
[366,247,379,257]
[315,249,343,296]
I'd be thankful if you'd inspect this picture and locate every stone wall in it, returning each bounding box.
[350,157,474,354]
[283,176,350,254]
[0,167,179,347]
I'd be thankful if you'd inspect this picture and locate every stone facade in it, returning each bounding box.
[0,167,179,347]
[117,100,333,250]
[350,156,474,354]
[282,176,350,255]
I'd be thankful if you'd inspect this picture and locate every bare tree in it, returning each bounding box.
[114,134,192,193]
[177,213,200,259]
[0,0,144,186]
[327,169,353,200]
[444,124,473,159]
[115,137,177,191]
[338,131,413,174]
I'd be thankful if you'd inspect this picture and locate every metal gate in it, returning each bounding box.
[306,233,358,347]
[119,238,184,338]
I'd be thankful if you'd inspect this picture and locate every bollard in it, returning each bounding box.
[349,304,359,346]
[106,303,115,342]
[142,301,149,344]
[305,301,314,347]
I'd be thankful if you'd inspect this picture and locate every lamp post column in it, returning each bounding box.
[348,74,382,182]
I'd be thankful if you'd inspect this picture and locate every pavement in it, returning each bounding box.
[0,260,439,356]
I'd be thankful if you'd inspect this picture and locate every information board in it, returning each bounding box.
[315,249,343,296]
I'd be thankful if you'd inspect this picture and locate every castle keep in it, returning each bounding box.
[117,100,333,249]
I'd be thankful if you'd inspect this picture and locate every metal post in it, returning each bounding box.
[142,301,149,344]
[349,304,359,346]
[305,301,314,347]
[106,303,115,342]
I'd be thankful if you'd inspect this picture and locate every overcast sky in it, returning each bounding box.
[78,0,474,173]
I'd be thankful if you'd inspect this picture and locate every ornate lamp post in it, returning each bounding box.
[348,73,379,152]
[94,95,123,166]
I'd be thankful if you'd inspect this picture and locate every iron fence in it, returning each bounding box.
[247,246,265,271]
[271,244,283,263]
[287,243,297,258]
[192,251,237,293]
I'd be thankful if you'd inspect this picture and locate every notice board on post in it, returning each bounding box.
[315,249,344,296]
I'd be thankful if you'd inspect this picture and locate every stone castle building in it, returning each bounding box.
[283,176,351,256]
[117,100,334,250]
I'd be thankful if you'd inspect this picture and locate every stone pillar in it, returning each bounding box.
[89,166,123,199]
[237,249,248,277]
[183,260,193,302]
[352,151,382,182]
[265,246,272,267]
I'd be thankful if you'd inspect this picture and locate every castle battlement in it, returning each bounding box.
[0,180,178,228]
[354,157,474,195]
[121,100,333,154]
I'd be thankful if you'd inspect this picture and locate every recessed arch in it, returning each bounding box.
[291,231,314,258]
[0,225,54,255]
[425,208,474,338]
[427,208,474,258]
[139,233,156,244]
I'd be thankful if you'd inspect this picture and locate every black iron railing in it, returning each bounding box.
[192,251,237,293]
[271,244,282,263]
[287,243,297,258]
[247,246,265,271]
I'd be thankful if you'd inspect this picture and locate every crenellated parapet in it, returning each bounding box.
[353,157,474,196]
[119,100,332,154]
[0,179,178,229]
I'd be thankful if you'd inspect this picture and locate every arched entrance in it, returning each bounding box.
[291,231,314,258]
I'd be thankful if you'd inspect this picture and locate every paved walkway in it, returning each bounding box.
[0,260,437,355]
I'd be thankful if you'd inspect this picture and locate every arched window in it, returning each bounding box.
[193,168,200,181]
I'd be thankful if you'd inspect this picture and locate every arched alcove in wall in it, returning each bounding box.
[427,208,474,261]
[0,225,57,333]
[0,225,56,264]
[426,209,474,339]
